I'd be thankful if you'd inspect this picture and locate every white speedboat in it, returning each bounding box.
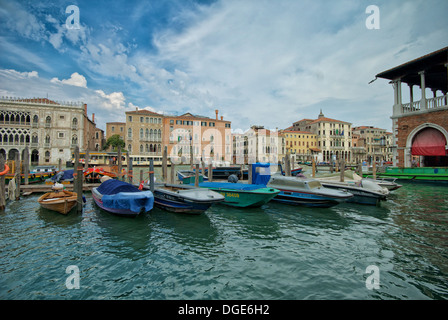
[267,175,353,208]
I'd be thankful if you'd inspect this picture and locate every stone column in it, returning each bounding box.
[445,63,448,105]
[392,80,401,116]
[419,71,427,109]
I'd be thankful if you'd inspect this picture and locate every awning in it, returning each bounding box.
[411,128,447,156]
[309,148,321,152]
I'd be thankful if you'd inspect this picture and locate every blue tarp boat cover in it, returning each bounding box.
[197,182,267,191]
[97,179,140,195]
[51,169,74,181]
[98,179,154,213]
[251,163,272,185]
[102,191,154,213]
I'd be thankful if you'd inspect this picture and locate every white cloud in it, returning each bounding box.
[95,90,126,111]
[51,72,87,88]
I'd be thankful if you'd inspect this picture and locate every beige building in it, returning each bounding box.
[292,110,352,163]
[281,129,320,162]
[233,125,281,164]
[163,110,232,164]
[125,108,164,158]
[105,122,126,143]
[352,126,394,163]
[0,97,97,165]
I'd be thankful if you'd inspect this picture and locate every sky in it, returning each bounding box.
[1,0,447,133]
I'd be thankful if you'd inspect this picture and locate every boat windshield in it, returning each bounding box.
[307,180,322,189]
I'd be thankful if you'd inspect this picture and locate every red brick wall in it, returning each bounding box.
[396,109,448,166]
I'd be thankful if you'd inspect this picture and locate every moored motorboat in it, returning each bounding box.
[267,175,353,207]
[315,176,389,205]
[147,183,224,214]
[38,183,77,215]
[45,169,74,185]
[84,167,117,183]
[319,170,402,191]
[92,178,154,217]
[194,182,280,208]
[177,170,208,184]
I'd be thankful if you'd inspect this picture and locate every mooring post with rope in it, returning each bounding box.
[0,154,8,211]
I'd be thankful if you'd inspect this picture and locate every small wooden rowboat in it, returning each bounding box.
[38,184,78,215]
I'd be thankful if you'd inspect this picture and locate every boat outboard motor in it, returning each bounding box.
[228,174,239,183]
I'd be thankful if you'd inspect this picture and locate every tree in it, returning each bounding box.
[104,134,125,151]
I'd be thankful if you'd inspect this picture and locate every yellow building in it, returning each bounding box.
[282,129,319,161]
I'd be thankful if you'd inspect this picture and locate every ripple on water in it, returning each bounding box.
[1,182,448,300]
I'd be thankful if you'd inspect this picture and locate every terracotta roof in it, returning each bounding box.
[283,130,315,135]
[17,98,60,105]
[126,109,163,116]
[309,117,351,125]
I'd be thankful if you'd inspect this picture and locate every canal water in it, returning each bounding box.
[0,166,447,300]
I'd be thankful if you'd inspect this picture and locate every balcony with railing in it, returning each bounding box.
[400,94,447,115]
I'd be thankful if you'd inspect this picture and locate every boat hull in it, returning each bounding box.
[319,183,386,205]
[91,188,149,217]
[271,190,347,208]
[38,191,78,215]
[204,167,243,180]
[364,167,448,184]
[151,184,224,214]
[203,187,279,207]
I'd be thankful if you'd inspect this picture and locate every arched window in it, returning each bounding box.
[140,128,144,139]
[145,128,149,139]
[140,144,143,153]
[150,129,153,141]
[158,129,161,141]
[46,116,51,124]
[71,135,78,145]
[128,128,132,138]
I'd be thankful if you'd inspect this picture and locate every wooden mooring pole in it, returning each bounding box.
[117,146,122,181]
[0,154,6,211]
[195,164,199,187]
[74,146,83,213]
[23,146,29,185]
[162,146,167,182]
[149,158,155,193]
[14,153,20,200]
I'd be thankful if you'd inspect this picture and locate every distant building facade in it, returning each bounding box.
[281,129,319,162]
[352,126,393,163]
[233,125,281,164]
[0,97,97,165]
[163,110,232,164]
[292,110,352,163]
[106,108,233,164]
[125,108,163,158]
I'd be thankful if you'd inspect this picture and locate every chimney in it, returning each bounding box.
[221,116,223,121]
[92,113,95,123]
[215,109,218,120]
[84,103,87,115]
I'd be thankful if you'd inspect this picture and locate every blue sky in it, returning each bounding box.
[1,0,447,132]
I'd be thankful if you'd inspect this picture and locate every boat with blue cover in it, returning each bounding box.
[45,169,74,185]
[92,178,154,217]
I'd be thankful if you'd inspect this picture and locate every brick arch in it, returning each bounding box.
[404,123,448,167]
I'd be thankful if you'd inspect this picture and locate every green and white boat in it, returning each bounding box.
[194,182,280,208]
[363,167,448,184]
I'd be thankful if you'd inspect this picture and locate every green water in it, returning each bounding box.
[1,167,447,300]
